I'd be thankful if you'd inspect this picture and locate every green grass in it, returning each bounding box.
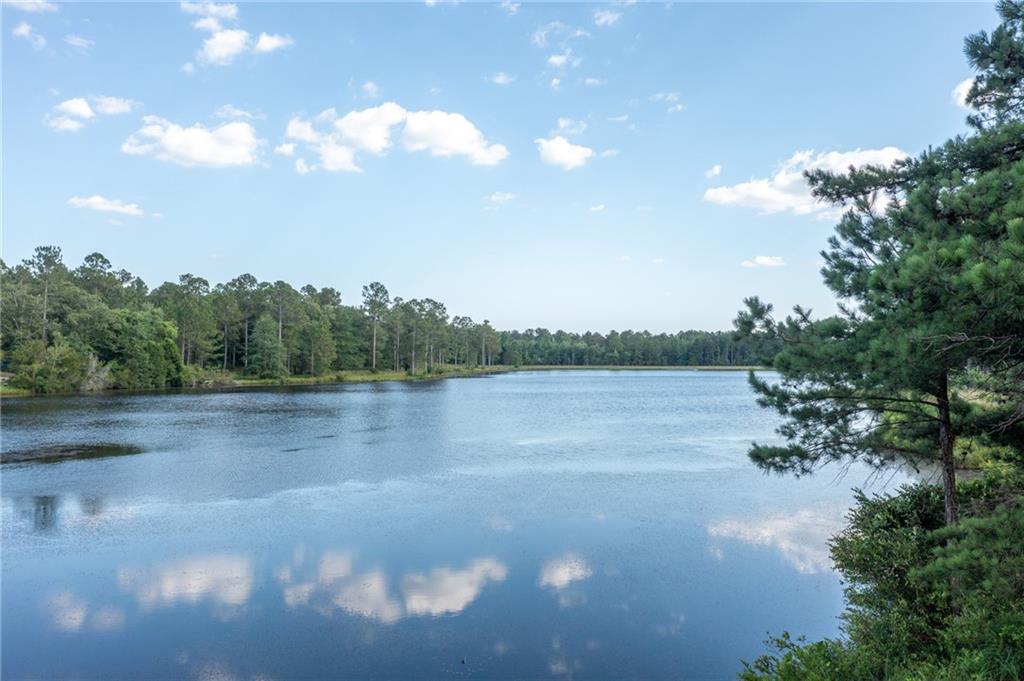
[0,383,33,398]
[508,364,768,371]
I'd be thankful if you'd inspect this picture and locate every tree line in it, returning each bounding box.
[0,251,770,393]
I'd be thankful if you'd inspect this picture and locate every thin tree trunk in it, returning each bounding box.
[937,373,959,525]
[41,282,49,344]
[223,323,228,370]
[371,320,377,370]
[244,319,249,368]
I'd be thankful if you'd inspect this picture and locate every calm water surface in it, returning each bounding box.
[1,371,905,680]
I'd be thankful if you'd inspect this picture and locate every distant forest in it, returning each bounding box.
[1,246,772,393]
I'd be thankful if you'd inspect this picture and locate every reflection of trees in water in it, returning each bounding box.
[80,496,105,517]
[32,495,60,531]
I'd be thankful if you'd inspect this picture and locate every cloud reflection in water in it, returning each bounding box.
[707,507,846,574]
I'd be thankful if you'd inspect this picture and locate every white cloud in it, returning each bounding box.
[335,102,407,153]
[273,143,295,156]
[550,77,561,90]
[532,21,588,48]
[704,164,722,178]
[193,16,221,32]
[198,28,250,65]
[488,71,515,85]
[535,135,593,170]
[122,115,264,167]
[179,1,238,21]
[667,103,685,113]
[704,146,908,216]
[286,103,508,174]
[500,0,520,15]
[740,255,786,268]
[486,191,516,205]
[539,553,592,590]
[55,97,95,119]
[91,95,136,115]
[12,21,46,49]
[555,117,587,136]
[64,34,94,49]
[548,49,581,69]
[403,109,509,165]
[600,149,620,158]
[45,95,137,132]
[46,116,84,132]
[295,158,312,174]
[649,91,681,102]
[608,114,628,123]
[594,9,621,27]
[952,77,974,109]
[589,204,605,212]
[360,80,380,98]
[253,32,293,53]
[583,77,605,86]
[6,0,57,12]
[214,104,256,119]
[68,195,144,217]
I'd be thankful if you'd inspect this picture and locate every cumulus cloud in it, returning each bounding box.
[488,71,515,85]
[704,146,908,216]
[118,554,254,608]
[92,95,137,115]
[740,255,785,268]
[589,204,606,212]
[550,77,561,90]
[273,142,295,156]
[535,135,593,170]
[594,9,621,27]
[68,195,144,217]
[122,115,264,167]
[254,32,293,53]
[198,28,249,64]
[64,34,94,49]
[708,508,845,574]
[704,164,721,178]
[952,77,974,109]
[285,103,508,173]
[667,103,685,113]
[404,110,509,165]
[500,0,520,15]
[583,77,605,86]
[182,2,289,67]
[45,95,137,132]
[12,21,46,49]
[6,0,57,12]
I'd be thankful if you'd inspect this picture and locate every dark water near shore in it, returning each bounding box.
[1,371,907,680]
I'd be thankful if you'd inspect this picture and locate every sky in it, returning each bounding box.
[2,1,992,332]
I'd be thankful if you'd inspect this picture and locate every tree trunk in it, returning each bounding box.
[243,319,249,368]
[371,320,377,370]
[223,323,228,370]
[937,373,959,525]
[41,281,49,344]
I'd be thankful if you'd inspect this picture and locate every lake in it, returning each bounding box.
[1,370,906,680]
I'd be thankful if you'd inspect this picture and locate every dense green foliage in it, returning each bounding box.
[740,474,1024,681]
[1,253,766,394]
[736,3,1024,679]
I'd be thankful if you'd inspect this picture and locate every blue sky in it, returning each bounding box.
[3,1,991,332]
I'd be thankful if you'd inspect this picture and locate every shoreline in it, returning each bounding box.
[0,364,769,400]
